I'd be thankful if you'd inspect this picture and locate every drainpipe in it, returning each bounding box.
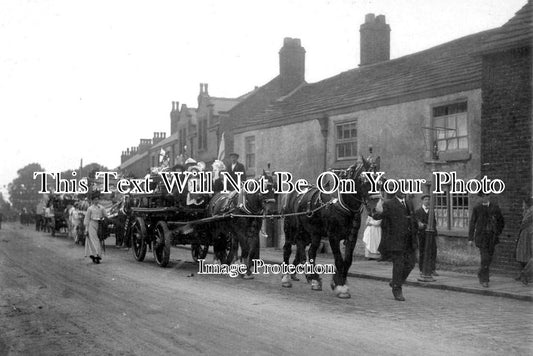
[318,115,329,171]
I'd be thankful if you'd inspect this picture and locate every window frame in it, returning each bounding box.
[431,100,468,153]
[179,128,187,154]
[198,119,208,151]
[433,184,469,231]
[334,120,358,161]
[244,135,255,174]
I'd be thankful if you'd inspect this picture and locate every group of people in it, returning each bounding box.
[83,152,248,265]
[158,152,246,207]
[363,189,532,301]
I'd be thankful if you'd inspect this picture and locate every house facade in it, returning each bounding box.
[234,15,495,245]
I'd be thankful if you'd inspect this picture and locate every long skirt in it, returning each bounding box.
[363,226,381,259]
[85,221,102,257]
[516,228,532,263]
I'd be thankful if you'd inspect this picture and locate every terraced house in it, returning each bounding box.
[231,4,531,270]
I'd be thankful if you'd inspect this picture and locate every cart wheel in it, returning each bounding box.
[191,243,209,263]
[131,217,148,262]
[153,221,171,267]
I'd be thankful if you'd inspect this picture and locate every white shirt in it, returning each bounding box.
[396,197,406,207]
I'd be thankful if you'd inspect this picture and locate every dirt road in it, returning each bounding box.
[0,223,531,355]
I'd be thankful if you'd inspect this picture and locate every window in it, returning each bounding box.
[245,136,255,171]
[434,187,469,231]
[198,119,207,151]
[335,121,357,160]
[179,128,187,154]
[433,102,468,152]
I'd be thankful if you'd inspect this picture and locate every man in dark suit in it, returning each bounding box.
[468,192,504,288]
[373,191,417,301]
[415,194,438,276]
[227,153,246,191]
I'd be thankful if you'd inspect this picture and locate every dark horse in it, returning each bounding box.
[281,158,373,298]
[208,171,277,277]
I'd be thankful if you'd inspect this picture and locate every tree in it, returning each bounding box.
[8,163,46,212]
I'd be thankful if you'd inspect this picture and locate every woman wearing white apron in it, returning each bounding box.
[363,200,382,260]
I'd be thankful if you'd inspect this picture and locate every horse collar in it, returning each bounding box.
[336,189,357,215]
[238,190,254,215]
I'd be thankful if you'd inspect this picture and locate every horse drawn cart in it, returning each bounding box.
[47,197,77,237]
[126,177,231,268]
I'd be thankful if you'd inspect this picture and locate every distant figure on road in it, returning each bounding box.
[84,192,108,264]
[468,192,505,288]
[44,203,55,233]
[0,212,3,229]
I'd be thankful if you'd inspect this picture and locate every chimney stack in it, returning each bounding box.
[279,37,305,94]
[171,101,180,134]
[359,13,390,66]
[152,132,165,145]
[138,139,151,153]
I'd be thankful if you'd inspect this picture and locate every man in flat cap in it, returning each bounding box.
[227,153,246,191]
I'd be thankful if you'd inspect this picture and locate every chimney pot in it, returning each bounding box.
[376,14,386,24]
[205,83,208,94]
[365,13,375,23]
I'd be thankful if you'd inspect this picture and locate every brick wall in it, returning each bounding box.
[480,47,532,272]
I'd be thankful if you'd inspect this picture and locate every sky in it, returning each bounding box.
[0,0,527,199]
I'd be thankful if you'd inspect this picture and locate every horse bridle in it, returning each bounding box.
[335,162,373,212]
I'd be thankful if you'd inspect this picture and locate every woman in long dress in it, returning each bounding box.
[516,197,533,284]
[84,194,107,264]
[363,201,382,260]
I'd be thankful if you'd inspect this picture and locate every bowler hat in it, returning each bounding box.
[421,194,430,200]
[229,153,239,159]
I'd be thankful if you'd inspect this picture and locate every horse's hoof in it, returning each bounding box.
[311,280,322,291]
[334,285,350,298]
[281,274,292,288]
